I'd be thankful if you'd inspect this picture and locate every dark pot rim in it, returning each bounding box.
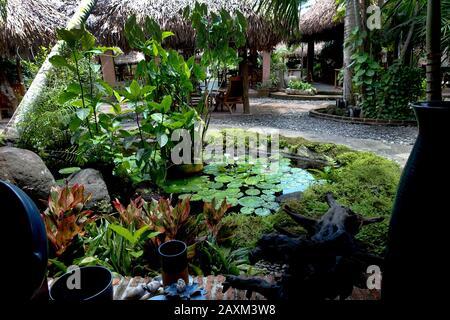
[158,240,187,258]
[49,265,113,301]
[411,101,450,109]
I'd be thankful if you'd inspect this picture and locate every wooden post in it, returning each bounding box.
[307,40,314,82]
[100,51,117,87]
[262,51,271,85]
[426,0,442,101]
[239,49,250,114]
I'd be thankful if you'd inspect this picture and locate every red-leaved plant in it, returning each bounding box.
[41,184,97,257]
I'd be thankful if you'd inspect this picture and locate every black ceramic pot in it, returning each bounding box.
[382,101,450,300]
[158,240,189,286]
[49,266,113,301]
[0,181,48,300]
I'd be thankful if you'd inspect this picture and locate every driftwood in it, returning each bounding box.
[223,193,384,300]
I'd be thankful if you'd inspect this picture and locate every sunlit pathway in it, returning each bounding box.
[209,98,418,166]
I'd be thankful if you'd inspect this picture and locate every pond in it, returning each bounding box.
[162,156,317,216]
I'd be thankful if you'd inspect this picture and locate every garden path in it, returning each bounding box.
[209,98,418,166]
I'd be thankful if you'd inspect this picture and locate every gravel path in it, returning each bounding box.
[210,98,418,166]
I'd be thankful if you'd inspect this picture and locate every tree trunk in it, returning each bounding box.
[4,0,98,138]
[307,40,314,82]
[343,0,357,106]
[426,0,442,101]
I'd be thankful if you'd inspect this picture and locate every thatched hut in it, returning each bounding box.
[299,0,343,43]
[298,0,343,82]
[0,0,66,59]
[90,0,285,53]
[0,0,66,119]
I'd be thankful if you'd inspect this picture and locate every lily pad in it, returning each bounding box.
[208,182,224,189]
[238,196,265,208]
[261,194,276,202]
[215,175,234,183]
[263,202,280,211]
[255,207,271,217]
[245,188,261,196]
[227,182,243,188]
[245,176,261,185]
[240,207,255,215]
[259,182,276,190]
[226,197,239,207]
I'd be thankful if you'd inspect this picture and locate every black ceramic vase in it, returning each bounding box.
[49,266,113,301]
[382,102,450,300]
[158,240,189,286]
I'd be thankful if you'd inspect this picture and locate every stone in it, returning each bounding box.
[68,168,111,211]
[0,147,56,204]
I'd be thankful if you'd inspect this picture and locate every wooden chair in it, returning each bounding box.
[215,76,244,113]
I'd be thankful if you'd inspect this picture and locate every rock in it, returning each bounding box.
[276,191,303,204]
[0,147,56,204]
[68,169,111,211]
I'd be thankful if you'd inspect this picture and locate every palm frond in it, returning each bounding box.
[256,0,305,32]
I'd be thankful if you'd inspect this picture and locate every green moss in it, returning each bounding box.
[279,136,351,158]
[284,152,401,255]
[223,211,302,249]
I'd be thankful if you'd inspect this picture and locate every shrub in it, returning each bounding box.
[288,80,315,91]
[361,63,424,120]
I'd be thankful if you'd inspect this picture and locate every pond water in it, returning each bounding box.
[163,157,317,216]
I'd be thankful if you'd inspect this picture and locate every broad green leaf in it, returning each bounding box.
[151,113,163,123]
[114,90,125,103]
[129,80,141,99]
[69,117,82,131]
[67,83,82,94]
[49,55,74,71]
[97,79,113,96]
[58,91,78,104]
[76,108,91,121]
[133,225,150,242]
[81,31,96,50]
[157,133,169,147]
[109,224,135,243]
[162,31,175,40]
[160,95,172,113]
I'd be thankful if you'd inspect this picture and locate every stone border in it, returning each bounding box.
[269,92,341,101]
[309,108,417,126]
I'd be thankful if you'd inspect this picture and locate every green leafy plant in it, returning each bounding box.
[41,184,97,257]
[79,218,160,276]
[49,25,123,166]
[288,79,316,92]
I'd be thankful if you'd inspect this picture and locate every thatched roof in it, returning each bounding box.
[299,0,343,42]
[90,0,286,52]
[0,0,66,59]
